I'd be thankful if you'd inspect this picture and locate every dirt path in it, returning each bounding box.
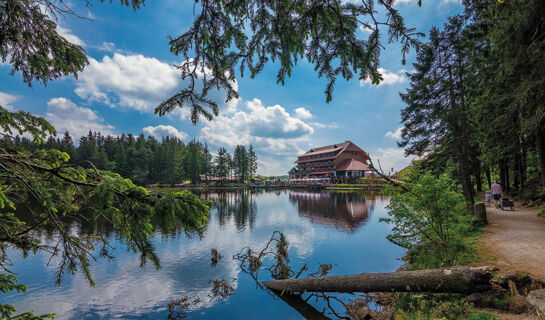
[483,204,545,281]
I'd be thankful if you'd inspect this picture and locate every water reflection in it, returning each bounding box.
[200,190,257,230]
[4,190,404,320]
[289,191,377,233]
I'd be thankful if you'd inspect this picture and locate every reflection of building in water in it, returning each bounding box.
[289,191,375,233]
[200,190,257,230]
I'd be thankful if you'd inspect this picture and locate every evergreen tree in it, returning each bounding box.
[248,145,258,179]
[214,147,231,179]
[233,145,249,182]
[399,17,475,207]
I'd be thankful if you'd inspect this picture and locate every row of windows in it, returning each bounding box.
[300,151,337,160]
[299,160,334,167]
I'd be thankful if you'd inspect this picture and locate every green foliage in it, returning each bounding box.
[382,169,479,269]
[0,0,145,86]
[159,0,423,123]
[9,131,258,185]
[398,1,545,194]
[394,293,497,320]
[232,144,258,182]
[396,165,414,180]
[1,274,55,319]
[0,109,210,317]
[0,107,55,143]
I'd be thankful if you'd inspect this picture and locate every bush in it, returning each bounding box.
[381,169,478,269]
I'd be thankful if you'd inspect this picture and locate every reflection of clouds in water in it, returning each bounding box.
[200,191,318,258]
[6,190,396,319]
[14,246,241,319]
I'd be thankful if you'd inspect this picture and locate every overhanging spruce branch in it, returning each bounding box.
[161,0,424,123]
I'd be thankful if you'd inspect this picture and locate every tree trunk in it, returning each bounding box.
[474,160,483,192]
[505,162,510,192]
[521,142,527,188]
[500,160,507,190]
[485,164,492,190]
[269,290,331,320]
[536,127,545,189]
[263,267,493,294]
[473,202,488,225]
[448,66,474,208]
[514,151,521,191]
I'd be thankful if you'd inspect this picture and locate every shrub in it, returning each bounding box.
[381,169,478,269]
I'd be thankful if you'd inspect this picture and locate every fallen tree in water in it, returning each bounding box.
[263,267,493,294]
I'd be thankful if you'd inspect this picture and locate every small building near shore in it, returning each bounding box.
[288,141,372,181]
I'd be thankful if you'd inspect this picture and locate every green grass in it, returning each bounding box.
[394,294,498,320]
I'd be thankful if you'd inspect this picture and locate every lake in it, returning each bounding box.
[4,189,405,319]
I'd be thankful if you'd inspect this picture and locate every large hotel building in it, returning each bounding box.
[288,141,372,181]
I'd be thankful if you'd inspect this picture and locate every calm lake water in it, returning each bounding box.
[5,189,405,319]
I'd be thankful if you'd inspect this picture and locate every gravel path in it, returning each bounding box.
[484,204,545,281]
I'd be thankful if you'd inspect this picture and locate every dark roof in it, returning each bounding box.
[336,158,369,171]
[300,141,351,157]
[298,141,369,160]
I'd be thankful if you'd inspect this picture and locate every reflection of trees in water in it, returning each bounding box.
[289,191,377,233]
[200,190,257,230]
[11,198,207,245]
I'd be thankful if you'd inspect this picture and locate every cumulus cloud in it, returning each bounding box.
[142,125,188,140]
[370,147,410,173]
[294,107,313,120]
[99,41,115,52]
[0,91,18,110]
[57,26,85,47]
[200,98,314,175]
[360,68,406,87]
[45,97,114,138]
[75,53,179,112]
[75,54,239,119]
[385,127,403,140]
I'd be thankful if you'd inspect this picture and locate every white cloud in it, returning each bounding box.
[359,25,373,33]
[385,127,403,140]
[370,147,410,173]
[99,41,116,52]
[56,26,85,47]
[200,98,314,175]
[142,125,188,140]
[0,91,18,110]
[360,68,406,87]
[75,53,179,112]
[45,97,114,138]
[294,107,312,120]
[393,0,413,4]
[75,54,239,119]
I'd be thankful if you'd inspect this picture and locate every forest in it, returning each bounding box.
[7,131,258,185]
[398,1,545,206]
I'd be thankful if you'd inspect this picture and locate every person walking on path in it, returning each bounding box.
[491,180,502,209]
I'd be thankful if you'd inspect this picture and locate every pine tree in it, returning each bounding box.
[248,145,258,179]
[233,145,249,182]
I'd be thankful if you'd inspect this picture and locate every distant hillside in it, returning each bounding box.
[397,165,413,179]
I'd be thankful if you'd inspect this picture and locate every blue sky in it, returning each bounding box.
[0,0,463,175]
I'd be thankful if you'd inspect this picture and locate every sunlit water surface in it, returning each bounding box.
[5,190,405,319]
